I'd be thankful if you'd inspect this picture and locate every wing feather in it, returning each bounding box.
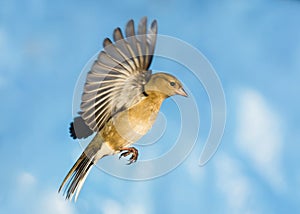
[80,17,157,132]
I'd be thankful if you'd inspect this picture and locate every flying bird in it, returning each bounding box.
[59,17,188,201]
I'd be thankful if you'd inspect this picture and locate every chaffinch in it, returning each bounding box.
[59,17,187,201]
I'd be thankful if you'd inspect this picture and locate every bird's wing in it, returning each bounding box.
[80,17,158,132]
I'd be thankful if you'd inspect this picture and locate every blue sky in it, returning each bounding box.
[1,0,300,213]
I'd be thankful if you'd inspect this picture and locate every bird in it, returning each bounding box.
[58,17,188,201]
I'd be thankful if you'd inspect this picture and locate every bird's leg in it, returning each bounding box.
[119,147,139,165]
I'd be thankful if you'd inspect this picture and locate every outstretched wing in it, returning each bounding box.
[80,17,158,132]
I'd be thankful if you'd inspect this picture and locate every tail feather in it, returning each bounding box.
[59,152,94,201]
[59,136,114,201]
[74,162,93,201]
[69,116,93,139]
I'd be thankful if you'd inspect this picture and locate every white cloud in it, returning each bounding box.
[236,89,286,191]
[18,172,36,189]
[101,199,148,214]
[214,154,256,214]
[185,152,206,183]
[12,171,76,214]
[126,203,148,214]
[39,192,75,214]
[101,199,122,214]
[13,170,148,214]
[97,181,152,214]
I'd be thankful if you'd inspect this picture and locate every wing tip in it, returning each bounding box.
[103,37,112,48]
[127,19,134,26]
[151,19,158,33]
[113,27,123,42]
[125,19,135,38]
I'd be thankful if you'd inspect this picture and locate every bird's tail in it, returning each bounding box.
[59,136,114,201]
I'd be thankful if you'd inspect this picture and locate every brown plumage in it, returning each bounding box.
[59,17,188,201]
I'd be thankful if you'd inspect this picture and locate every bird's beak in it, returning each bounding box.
[176,87,188,97]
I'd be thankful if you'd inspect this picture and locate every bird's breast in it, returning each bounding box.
[100,94,165,150]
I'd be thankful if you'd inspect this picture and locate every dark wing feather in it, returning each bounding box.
[80,17,157,132]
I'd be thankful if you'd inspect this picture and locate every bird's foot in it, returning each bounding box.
[119,147,139,165]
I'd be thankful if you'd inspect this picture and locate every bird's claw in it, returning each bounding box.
[119,147,139,165]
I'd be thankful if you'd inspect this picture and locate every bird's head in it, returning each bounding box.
[145,72,188,98]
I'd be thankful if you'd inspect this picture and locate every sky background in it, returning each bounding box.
[1,0,300,213]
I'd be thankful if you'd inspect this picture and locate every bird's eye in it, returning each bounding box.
[170,82,176,87]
